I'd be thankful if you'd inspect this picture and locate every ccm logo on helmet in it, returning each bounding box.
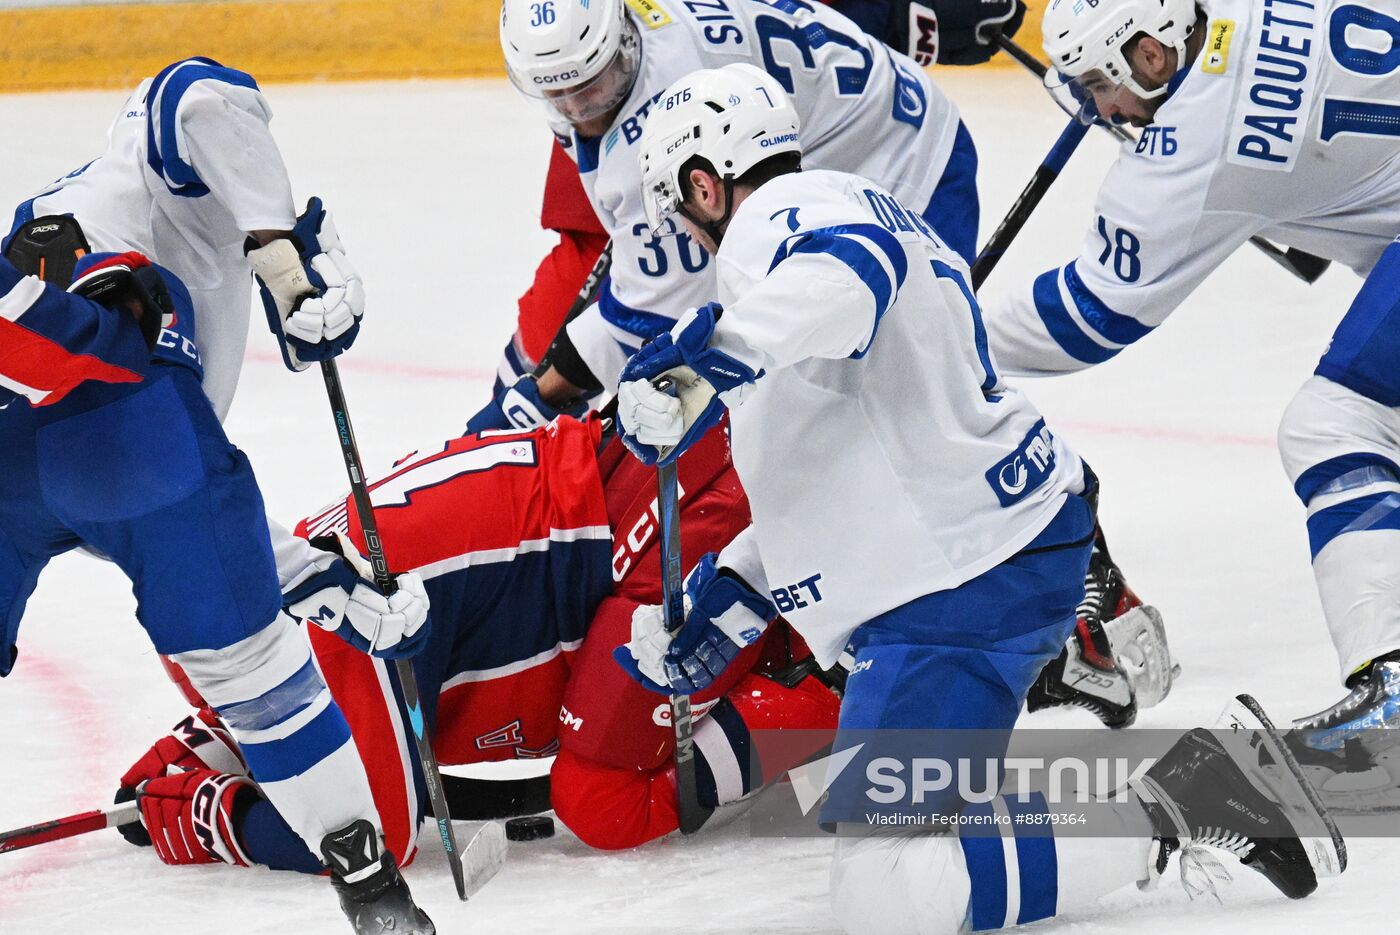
[760,133,797,148]
[533,69,581,85]
[1103,17,1135,46]
[665,131,693,154]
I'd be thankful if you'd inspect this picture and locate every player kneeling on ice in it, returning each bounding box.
[112,409,1183,876]
[615,64,1344,934]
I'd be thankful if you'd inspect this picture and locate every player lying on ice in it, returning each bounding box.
[115,389,1177,873]
[612,63,1344,933]
[1,57,437,933]
[978,0,1400,793]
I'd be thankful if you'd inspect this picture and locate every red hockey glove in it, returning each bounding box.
[134,769,257,867]
[119,708,247,790]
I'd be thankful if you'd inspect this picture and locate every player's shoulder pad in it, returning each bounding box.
[144,57,262,197]
[732,170,914,263]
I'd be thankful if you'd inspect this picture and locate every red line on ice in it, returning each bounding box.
[6,650,115,899]
[244,353,1280,449]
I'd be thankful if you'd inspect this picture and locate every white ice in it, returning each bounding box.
[0,71,1392,934]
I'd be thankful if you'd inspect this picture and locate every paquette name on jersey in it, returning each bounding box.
[1227,0,1320,171]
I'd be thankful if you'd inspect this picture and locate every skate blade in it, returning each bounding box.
[1304,759,1400,815]
[459,821,509,900]
[1222,694,1348,877]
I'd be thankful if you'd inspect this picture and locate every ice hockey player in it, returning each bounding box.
[472,0,980,433]
[1,57,436,933]
[119,413,844,861]
[979,0,1400,757]
[615,62,1342,933]
[4,56,365,416]
[118,393,1177,869]
[488,0,1027,391]
[483,0,1169,721]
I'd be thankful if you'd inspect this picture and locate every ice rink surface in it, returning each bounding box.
[0,70,1394,933]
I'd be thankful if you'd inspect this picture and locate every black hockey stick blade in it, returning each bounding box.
[443,774,552,821]
[1282,247,1332,284]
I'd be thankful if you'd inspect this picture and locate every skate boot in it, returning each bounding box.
[1286,652,1400,813]
[323,820,435,935]
[1137,696,1345,901]
[1293,652,1400,753]
[1027,526,1175,728]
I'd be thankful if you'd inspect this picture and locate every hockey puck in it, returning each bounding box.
[505,815,555,841]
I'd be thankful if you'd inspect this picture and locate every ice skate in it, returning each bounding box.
[1137,695,1345,901]
[1287,653,1400,813]
[322,820,435,935]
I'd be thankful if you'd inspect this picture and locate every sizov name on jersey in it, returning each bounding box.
[985,419,1057,508]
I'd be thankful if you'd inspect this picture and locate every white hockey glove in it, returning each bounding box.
[283,531,430,659]
[617,304,758,466]
[246,197,365,372]
[614,553,776,694]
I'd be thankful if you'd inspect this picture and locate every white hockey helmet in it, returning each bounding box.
[500,0,640,127]
[638,63,801,234]
[1042,0,1198,103]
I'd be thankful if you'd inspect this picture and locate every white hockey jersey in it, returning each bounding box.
[562,0,962,395]
[10,57,297,419]
[984,0,1400,375]
[709,169,1084,666]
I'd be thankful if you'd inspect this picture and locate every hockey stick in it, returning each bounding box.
[0,803,138,855]
[654,387,708,836]
[994,32,1331,284]
[319,359,503,901]
[972,116,1091,290]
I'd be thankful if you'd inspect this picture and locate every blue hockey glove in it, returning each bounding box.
[464,373,591,434]
[246,197,365,372]
[613,553,777,695]
[283,532,430,659]
[616,304,759,466]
